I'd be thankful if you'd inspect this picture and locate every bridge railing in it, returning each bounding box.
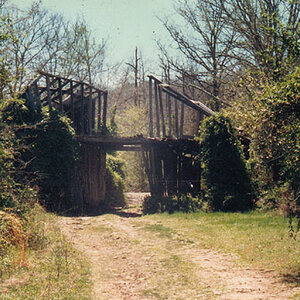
[24,70,108,136]
[148,75,214,139]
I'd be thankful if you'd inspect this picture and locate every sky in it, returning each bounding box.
[10,0,178,75]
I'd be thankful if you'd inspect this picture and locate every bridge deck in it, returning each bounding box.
[76,135,200,152]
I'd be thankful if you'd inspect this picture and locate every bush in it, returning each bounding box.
[225,67,299,212]
[0,211,28,280]
[105,165,126,208]
[252,68,300,208]
[28,111,79,211]
[196,114,255,212]
[106,154,125,179]
[142,194,202,214]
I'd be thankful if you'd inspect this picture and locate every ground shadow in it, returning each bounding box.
[112,208,142,218]
[281,272,300,285]
[59,205,143,218]
[59,192,147,218]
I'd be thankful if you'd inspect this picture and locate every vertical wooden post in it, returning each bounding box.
[70,81,74,123]
[103,91,107,128]
[149,77,153,137]
[156,151,164,196]
[92,93,96,133]
[141,149,154,193]
[88,86,93,135]
[177,153,182,194]
[45,75,52,111]
[167,93,172,137]
[58,78,63,113]
[180,102,184,138]
[32,81,42,113]
[97,92,101,132]
[158,85,166,137]
[150,147,157,194]
[80,83,84,135]
[174,98,179,138]
[154,80,160,137]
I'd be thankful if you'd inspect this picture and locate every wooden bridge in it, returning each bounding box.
[24,71,214,207]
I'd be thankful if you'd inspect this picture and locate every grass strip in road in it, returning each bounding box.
[143,211,300,281]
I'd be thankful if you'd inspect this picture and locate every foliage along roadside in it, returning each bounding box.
[0,204,92,299]
[224,66,300,216]
[196,114,255,212]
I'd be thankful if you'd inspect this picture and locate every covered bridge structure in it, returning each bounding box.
[24,70,214,207]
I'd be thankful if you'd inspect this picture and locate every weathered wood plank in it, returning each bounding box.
[167,92,172,137]
[80,83,85,135]
[180,102,184,138]
[149,77,153,137]
[97,92,101,132]
[160,84,214,116]
[38,70,106,94]
[45,75,52,110]
[88,86,93,135]
[154,81,160,137]
[103,92,107,128]
[174,97,179,138]
[70,81,75,122]
[158,85,166,137]
[58,78,63,113]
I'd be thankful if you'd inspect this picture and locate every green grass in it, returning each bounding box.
[0,208,92,300]
[143,224,174,238]
[144,211,300,278]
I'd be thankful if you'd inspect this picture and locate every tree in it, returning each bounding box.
[159,0,238,110]
[159,0,299,112]
[1,2,107,94]
[60,19,107,86]
[196,114,254,212]
[2,2,67,93]
[211,0,300,79]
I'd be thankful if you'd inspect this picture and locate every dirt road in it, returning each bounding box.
[59,193,300,299]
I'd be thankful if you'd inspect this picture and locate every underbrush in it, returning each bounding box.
[143,194,202,214]
[0,204,92,299]
[105,154,126,207]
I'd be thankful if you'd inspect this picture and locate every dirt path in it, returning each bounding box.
[59,193,300,300]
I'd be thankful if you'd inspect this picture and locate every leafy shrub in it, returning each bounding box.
[143,194,202,214]
[142,195,161,214]
[0,97,36,125]
[28,111,79,211]
[0,134,16,209]
[196,114,255,212]
[106,154,125,179]
[225,67,299,212]
[105,165,126,207]
[251,68,300,208]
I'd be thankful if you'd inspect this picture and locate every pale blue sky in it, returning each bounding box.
[11,0,177,73]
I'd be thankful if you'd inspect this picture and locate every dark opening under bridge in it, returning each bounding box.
[24,71,214,207]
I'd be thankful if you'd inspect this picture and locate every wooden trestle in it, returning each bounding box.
[23,71,214,207]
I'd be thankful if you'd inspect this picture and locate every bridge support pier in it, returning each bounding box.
[78,144,106,208]
[143,143,201,198]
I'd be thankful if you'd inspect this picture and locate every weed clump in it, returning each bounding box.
[0,211,28,280]
[143,194,202,214]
